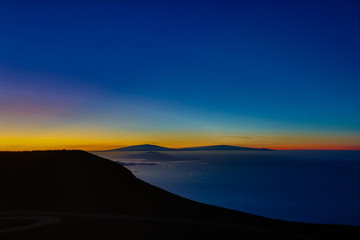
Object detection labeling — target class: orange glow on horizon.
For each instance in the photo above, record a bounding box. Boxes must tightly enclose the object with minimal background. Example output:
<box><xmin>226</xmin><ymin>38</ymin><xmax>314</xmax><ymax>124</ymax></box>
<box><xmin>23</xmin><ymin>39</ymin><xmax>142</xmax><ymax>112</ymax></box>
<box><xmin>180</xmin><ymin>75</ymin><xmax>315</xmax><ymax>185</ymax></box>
<box><xmin>1</xmin><ymin>127</ymin><xmax>359</xmax><ymax>151</ymax></box>
<box><xmin>1</xmin><ymin>141</ymin><xmax>359</xmax><ymax>151</ymax></box>
<box><xmin>272</xmin><ymin>145</ymin><xmax>360</xmax><ymax>151</ymax></box>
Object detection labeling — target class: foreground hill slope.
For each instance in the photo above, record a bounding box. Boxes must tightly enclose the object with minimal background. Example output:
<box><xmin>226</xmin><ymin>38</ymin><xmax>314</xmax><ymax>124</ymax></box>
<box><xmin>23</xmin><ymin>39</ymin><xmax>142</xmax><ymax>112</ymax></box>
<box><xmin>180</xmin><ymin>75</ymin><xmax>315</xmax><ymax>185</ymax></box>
<box><xmin>0</xmin><ymin>150</ymin><xmax>358</xmax><ymax>239</ymax></box>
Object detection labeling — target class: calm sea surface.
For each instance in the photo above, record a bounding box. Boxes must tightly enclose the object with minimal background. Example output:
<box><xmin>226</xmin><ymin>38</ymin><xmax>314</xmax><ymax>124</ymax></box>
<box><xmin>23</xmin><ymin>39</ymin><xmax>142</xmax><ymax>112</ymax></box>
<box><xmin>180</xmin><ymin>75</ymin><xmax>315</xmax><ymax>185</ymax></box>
<box><xmin>93</xmin><ymin>150</ymin><xmax>360</xmax><ymax>226</ymax></box>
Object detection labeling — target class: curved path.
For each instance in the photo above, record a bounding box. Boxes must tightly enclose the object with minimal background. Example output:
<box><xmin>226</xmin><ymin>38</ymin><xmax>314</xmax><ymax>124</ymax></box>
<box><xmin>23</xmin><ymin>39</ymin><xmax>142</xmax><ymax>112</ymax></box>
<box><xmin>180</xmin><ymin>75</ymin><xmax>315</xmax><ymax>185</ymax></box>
<box><xmin>0</xmin><ymin>215</ymin><xmax>61</xmax><ymax>233</ymax></box>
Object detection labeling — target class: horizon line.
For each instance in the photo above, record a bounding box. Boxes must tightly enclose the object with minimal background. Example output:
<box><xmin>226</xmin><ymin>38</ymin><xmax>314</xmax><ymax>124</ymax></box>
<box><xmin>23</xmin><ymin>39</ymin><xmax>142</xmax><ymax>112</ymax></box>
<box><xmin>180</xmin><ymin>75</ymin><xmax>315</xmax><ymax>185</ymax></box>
<box><xmin>1</xmin><ymin>143</ymin><xmax>360</xmax><ymax>152</ymax></box>
<box><xmin>3</xmin><ymin>146</ymin><xmax>359</xmax><ymax>152</ymax></box>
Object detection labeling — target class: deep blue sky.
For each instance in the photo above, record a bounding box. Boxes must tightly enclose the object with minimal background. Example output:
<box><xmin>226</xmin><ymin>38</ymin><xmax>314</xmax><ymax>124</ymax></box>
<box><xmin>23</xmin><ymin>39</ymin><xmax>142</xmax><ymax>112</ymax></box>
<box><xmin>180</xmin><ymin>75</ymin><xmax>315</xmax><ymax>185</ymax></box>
<box><xmin>0</xmin><ymin>0</ymin><xmax>359</xmax><ymax>150</ymax></box>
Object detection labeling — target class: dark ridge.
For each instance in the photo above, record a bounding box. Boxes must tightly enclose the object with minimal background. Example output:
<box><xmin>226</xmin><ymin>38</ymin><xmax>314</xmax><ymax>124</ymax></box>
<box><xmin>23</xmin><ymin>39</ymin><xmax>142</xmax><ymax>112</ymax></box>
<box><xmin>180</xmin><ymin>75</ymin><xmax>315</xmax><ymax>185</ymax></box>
<box><xmin>0</xmin><ymin>150</ymin><xmax>254</xmax><ymax>219</ymax></box>
<box><xmin>178</xmin><ymin>145</ymin><xmax>273</xmax><ymax>151</ymax></box>
<box><xmin>106</xmin><ymin>144</ymin><xmax>274</xmax><ymax>151</ymax></box>
<box><xmin>108</xmin><ymin>144</ymin><xmax>175</xmax><ymax>151</ymax></box>
<box><xmin>0</xmin><ymin>150</ymin><xmax>358</xmax><ymax>239</ymax></box>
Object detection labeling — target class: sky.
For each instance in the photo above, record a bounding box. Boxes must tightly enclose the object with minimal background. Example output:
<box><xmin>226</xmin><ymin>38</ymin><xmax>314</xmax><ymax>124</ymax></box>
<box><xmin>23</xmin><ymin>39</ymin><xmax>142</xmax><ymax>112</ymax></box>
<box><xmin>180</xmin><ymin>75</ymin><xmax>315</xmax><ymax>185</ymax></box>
<box><xmin>0</xmin><ymin>0</ymin><xmax>359</xmax><ymax>150</ymax></box>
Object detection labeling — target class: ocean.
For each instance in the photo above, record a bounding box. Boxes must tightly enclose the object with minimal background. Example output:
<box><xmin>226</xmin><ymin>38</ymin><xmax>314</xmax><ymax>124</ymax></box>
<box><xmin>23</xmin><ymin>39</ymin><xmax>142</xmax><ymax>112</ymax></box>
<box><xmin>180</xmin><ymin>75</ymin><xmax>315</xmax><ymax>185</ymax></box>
<box><xmin>93</xmin><ymin>150</ymin><xmax>360</xmax><ymax>226</ymax></box>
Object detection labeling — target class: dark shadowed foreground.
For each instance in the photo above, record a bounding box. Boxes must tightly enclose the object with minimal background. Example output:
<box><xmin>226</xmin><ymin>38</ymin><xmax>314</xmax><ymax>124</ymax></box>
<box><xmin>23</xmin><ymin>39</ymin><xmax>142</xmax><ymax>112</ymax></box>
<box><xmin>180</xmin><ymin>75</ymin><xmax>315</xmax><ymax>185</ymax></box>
<box><xmin>0</xmin><ymin>151</ymin><xmax>359</xmax><ymax>239</ymax></box>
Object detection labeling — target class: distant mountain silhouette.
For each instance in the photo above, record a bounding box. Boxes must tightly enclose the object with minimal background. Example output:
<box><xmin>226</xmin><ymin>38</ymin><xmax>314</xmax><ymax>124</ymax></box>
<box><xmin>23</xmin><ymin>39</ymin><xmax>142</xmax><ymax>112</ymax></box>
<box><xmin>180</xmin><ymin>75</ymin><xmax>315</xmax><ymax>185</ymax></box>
<box><xmin>0</xmin><ymin>151</ymin><xmax>358</xmax><ymax>240</ymax></box>
<box><xmin>109</xmin><ymin>144</ymin><xmax>175</xmax><ymax>151</ymax></box>
<box><xmin>178</xmin><ymin>145</ymin><xmax>273</xmax><ymax>151</ymax></box>
<box><xmin>107</xmin><ymin>144</ymin><xmax>273</xmax><ymax>151</ymax></box>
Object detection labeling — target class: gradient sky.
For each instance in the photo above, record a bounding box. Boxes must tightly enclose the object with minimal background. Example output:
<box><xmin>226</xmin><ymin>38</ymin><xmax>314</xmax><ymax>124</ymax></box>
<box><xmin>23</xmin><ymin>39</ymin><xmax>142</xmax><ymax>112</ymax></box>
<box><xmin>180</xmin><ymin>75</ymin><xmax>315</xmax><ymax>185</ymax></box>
<box><xmin>0</xmin><ymin>0</ymin><xmax>360</xmax><ymax>150</ymax></box>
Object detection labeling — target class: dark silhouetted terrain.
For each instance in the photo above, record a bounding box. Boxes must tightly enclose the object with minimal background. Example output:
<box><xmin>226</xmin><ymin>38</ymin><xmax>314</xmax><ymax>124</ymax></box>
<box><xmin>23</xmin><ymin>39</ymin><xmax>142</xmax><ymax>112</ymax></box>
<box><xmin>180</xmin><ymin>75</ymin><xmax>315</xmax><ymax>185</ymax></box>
<box><xmin>108</xmin><ymin>144</ymin><xmax>175</xmax><ymax>151</ymax></box>
<box><xmin>178</xmin><ymin>145</ymin><xmax>273</xmax><ymax>151</ymax></box>
<box><xmin>0</xmin><ymin>150</ymin><xmax>359</xmax><ymax>239</ymax></box>
<box><xmin>107</xmin><ymin>144</ymin><xmax>273</xmax><ymax>151</ymax></box>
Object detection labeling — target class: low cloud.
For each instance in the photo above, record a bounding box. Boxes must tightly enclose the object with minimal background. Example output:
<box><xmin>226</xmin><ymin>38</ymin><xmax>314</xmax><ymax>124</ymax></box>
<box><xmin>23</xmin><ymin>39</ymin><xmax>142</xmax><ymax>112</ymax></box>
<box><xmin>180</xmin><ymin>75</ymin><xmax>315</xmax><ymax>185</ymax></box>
<box><xmin>123</xmin><ymin>151</ymin><xmax>198</xmax><ymax>163</ymax></box>
<box><xmin>116</xmin><ymin>161</ymin><xmax>158</xmax><ymax>166</ymax></box>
